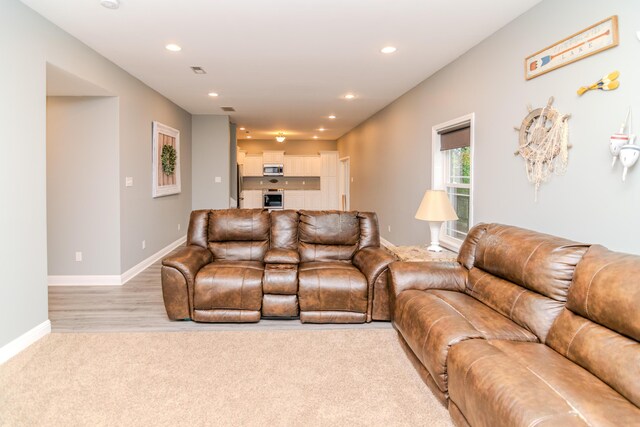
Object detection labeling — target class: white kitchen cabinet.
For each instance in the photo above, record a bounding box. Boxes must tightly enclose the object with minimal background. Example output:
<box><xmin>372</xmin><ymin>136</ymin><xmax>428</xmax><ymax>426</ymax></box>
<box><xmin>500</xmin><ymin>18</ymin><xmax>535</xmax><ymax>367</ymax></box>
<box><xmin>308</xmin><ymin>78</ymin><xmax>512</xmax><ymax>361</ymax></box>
<box><xmin>320</xmin><ymin>151</ymin><xmax>339</xmax><ymax>209</ymax></box>
<box><xmin>284</xmin><ymin>190</ymin><xmax>305</xmax><ymax>210</ymax></box>
<box><xmin>244</xmin><ymin>155</ymin><xmax>263</xmax><ymax>177</ymax></box>
<box><xmin>320</xmin><ymin>151</ymin><xmax>338</xmax><ymax>177</ymax></box>
<box><xmin>240</xmin><ymin>190</ymin><xmax>262</xmax><ymax>209</ymax></box>
<box><xmin>237</xmin><ymin>149</ymin><xmax>246</xmax><ymax>166</ymax></box>
<box><xmin>262</xmin><ymin>151</ymin><xmax>285</xmax><ymax>164</ymax></box>
<box><xmin>284</xmin><ymin>156</ymin><xmax>305</xmax><ymax>177</ymax></box>
<box><xmin>303</xmin><ymin>156</ymin><xmax>321</xmax><ymax>176</ymax></box>
<box><xmin>321</xmin><ymin>176</ymin><xmax>338</xmax><ymax>209</ymax></box>
<box><xmin>304</xmin><ymin>190</ymin><xmax>323</xmax><ymax>210</ymax></box>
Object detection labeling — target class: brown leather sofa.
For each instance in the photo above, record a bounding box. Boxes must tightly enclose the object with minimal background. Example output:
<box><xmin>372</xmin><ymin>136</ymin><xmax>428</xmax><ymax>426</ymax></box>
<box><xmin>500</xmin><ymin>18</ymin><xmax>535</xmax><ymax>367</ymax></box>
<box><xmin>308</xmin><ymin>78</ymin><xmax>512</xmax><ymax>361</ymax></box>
<box><xmin>161</xmin><ymin>208</ymin><xmax>396</xmax><ymax>323</ymax></box>
<box><xmin>390</xmin><ymin>223</ymin><xmax>640</xmax><ymax>426</ymax></box>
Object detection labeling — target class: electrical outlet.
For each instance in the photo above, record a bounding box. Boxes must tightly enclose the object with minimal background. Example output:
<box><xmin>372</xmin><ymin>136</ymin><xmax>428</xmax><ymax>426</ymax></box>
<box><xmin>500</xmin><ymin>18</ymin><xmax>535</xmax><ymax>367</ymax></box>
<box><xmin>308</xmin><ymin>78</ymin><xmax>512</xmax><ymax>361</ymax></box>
<box><xmin>125</xmin><ymin>176</ymin><xmax>133</xmax><ymax>187</ymax></box>
<box><xmin>214</xmin><ymin>176</ymin><xmax>222</xmax><ymax>183</ymax></box>
<box><xmin>75</xmin><ymin>251</ymin><xmax>82</xmax><ymax>262</ymax></box>
<box><xmin>351</xmin><ymin>177</ymin><xmax>354</xmax><ymax>183</ymax></box>
<box><xmin>388</xmin><ymin>225</ymin><xmax>391</xmax><ymax>233</ymax></box>
<box><xmin>302</xmin><ymin>181</ymin><xmax>305</xmax><ymax>185</ymax></box>
<box><xmin>285</xmin><ymin>181</ymin><xmax>288</xmax><ymax>185</ymax></box>
<box><xmin>177</xmin><ymin>223</ymin><xmax>181</xmax><ymax>231</ymax></box>
<box><xmin>260</xmin><ymin>180</ymin><xmax>263</xmax><ymax>185</ymax></box>
<box><xmin>142</xmin><ymin>240</ymin><xmax>146</xmax><ymax>250</ymax></box>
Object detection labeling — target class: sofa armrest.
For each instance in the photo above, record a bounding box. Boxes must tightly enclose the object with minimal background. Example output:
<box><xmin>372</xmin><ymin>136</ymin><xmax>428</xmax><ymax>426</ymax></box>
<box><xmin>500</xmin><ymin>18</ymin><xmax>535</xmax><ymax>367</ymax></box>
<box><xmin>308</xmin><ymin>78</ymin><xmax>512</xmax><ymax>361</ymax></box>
<box><xmin>389</xmin><ymin>261</ymin><xmax>467</xmax><ymax>298</ymax></box>
<box><xmin>264</xmin><ymin>248</ymin><xmax>300</xmax><ymax>264</ymax></box>
<box><xmin>162</xmin><ymin>245</ymin><xmax>213</xmax><ymax>285</ymax></box>
<box><xmin>353</xmin><ymin>247</ymin><xmax>397</xmax><ymax>322</ymax></box>
<box><xmin>353</xmin><ymin>247</ymin><xmax>397</xmax><ymax>286</ymax></box>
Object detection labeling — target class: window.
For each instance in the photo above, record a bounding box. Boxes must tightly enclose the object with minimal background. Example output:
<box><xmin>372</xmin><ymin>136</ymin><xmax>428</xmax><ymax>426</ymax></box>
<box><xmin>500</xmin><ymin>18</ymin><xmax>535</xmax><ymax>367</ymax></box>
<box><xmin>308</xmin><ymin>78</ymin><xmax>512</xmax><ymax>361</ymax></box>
<box><xmin>432</xmin><ymin>114</ymin><xmax>474</xmax><ymax>250</ymax></box>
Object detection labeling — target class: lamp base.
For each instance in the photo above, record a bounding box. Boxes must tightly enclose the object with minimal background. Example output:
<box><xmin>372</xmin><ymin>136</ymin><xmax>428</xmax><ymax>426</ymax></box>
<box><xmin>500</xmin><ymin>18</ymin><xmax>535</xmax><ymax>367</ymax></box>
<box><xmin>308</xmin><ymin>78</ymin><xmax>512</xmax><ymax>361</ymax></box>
<box><xmin>427</xmin><ymin>221</ymin><xmax>445</xmax><ymax>252</ymax></box>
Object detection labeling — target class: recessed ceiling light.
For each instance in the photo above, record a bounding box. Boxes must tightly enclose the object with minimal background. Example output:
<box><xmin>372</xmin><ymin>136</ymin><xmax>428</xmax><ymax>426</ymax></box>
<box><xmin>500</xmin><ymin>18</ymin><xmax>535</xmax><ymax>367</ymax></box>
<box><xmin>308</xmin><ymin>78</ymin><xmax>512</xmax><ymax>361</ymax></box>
<box><xmin>328</xmin><ymin>115</ymin><xmax>336</xmax><ymax>119</ymax></box>
<box><xmin>239</xmin><ymin>127</ymin><xmax>246</xmax><ymax>131</ymax></box>
<box><xmin>100</xmin><ymin>0</ymin><xmax>120</xmax><ymax>9</ymax></box>
<box><xmin>208</xmin><ymin>92</ymin><xmax>219</xmax><ymax>97</ymax></box>
<box><xmin>381</xmin><ymin>46</ymin><xmax>397</xmax><ymax>54</ymax></box>
<box><xmin>165</xmin><ymin>43</ymin><xmax>182</xmax><ymax>52</ymax></box>
<box><xmin>344</xmin><ymin>93</ymin><xmax>355</xmax><ymax>100</ymax></box>
<box><xmin>313</xmin><ymin>136</ymin><xmax>318</xmax><ymax>139</ymax></box>
<box><xmin>318</xmin><ymin>127</ymin><xmax>326</xmax><ymax>132</ymax></box>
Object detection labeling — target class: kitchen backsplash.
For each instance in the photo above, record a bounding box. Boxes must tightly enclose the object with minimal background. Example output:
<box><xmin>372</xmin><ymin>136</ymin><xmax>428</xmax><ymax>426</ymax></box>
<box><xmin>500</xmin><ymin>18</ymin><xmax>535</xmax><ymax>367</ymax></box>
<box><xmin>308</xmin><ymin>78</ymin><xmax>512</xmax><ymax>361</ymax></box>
<box><xmin>243</xmin><ymin>177</ymin><xmax>320</xmax><ymax>190</ymax></box>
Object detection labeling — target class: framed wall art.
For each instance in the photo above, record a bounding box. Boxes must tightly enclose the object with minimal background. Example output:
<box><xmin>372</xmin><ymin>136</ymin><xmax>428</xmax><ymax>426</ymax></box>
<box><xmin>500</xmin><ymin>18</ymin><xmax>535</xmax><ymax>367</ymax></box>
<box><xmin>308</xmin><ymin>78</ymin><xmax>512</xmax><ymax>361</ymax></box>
<box><xmin>152</xmin><ymin>121</ymin><xmax>181</xmax><ymax>198</ymax></box>
<box><xmin>525</xmin><ymin>15</ymin><xmax>618</xmax><ymax>80</ymax></box>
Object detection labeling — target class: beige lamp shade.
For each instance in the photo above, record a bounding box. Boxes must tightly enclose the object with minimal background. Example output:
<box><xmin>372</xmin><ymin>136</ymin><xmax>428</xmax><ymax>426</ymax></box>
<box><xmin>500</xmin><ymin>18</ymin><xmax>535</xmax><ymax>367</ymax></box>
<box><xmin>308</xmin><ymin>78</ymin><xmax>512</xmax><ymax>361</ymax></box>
<box><xmin>415</xmin><ymin>190</ymin><xmax>459</xmax><ymax>222</ymax></box>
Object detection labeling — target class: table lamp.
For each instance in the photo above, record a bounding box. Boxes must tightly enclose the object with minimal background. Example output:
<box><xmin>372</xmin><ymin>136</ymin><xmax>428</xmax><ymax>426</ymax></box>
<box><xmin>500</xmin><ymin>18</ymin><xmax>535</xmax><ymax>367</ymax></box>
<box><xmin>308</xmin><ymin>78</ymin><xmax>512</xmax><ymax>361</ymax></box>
<box><xmin>415</xmin><ymin>190</ymin><xmax>458</xmax><ymax>252</ymax></box>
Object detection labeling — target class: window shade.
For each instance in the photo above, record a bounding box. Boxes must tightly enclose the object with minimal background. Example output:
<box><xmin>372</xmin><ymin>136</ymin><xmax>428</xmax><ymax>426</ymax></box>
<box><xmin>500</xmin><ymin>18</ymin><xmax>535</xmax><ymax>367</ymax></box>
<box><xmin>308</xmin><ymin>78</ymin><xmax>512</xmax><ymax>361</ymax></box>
<box><xmin>440</xmin><ymin>126</ymin><xmax>470</xmax><ymax>151</ymax></box>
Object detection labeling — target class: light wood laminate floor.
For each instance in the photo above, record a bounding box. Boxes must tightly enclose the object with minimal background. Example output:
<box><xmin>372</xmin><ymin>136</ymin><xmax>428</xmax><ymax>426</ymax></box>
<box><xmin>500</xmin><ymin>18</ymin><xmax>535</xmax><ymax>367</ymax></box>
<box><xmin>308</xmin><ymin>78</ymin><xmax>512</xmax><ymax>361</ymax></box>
<box><xmin>49</xmin><ymin>252</ymin><xmax>393</xmax><ymax>333</ymax></box>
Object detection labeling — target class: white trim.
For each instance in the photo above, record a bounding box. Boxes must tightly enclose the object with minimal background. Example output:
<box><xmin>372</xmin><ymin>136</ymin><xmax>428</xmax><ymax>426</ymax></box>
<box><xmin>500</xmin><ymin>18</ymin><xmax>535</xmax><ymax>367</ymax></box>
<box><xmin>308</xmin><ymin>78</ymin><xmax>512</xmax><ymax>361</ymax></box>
<box><xmin>120</xmin><ymin>235</ymin><xmax>186</xmax><ymax>285</ymax></box>
<box><xmin>48</xmin><ymin>235</ymin><xmax>186</xmax><ymax>286</ymax></box>
<box><xmin>0</xmin><ymin>320</ymin><xmax>51</xmax><ymax>365</ymax></box>
<box><xmin>431</xmin><ymin>113</ymin><xmax>475</xmax><ymax>252</ymax></box>
<box><xmin>380</xmin><ymin>237</ymin><xmax>396</xmax><ymax>248</ymax></box>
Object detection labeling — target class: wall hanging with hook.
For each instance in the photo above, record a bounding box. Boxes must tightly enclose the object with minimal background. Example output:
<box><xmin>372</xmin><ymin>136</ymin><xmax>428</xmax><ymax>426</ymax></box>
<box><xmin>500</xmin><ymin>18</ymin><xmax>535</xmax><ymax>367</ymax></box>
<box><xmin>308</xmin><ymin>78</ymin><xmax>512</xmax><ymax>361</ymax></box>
<box><xmin>611</xmin><ymin>107</ymin><xmax>639</xmax><ymax>181</ymax></box>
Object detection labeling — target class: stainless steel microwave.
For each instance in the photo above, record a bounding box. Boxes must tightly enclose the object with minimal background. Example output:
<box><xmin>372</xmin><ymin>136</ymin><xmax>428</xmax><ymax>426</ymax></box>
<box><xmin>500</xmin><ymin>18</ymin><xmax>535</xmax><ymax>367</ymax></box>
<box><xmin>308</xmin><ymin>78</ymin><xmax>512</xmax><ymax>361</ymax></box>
<box><xmin>263</xmin><ymin>164</ymin><xmax>284</xmax><ymax>176</ymax></box>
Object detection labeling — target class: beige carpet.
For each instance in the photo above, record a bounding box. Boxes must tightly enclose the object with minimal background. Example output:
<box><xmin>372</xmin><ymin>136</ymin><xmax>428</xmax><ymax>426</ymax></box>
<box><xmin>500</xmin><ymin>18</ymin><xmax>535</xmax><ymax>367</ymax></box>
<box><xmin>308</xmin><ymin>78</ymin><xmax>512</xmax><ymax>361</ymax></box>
<box><xmin>0</xmin><ymin>329</ymin><xmax>452</xmax><ymax>426</ymax></box>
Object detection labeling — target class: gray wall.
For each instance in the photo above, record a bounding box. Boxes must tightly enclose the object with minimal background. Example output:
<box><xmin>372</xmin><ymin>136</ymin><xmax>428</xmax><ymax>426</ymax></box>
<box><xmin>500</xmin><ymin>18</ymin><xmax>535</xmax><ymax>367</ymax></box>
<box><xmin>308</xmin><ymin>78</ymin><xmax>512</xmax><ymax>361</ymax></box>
<box><xmin>47</xmin><ymin>97</ymin><xmax>120</xmax><ymax>275</ymax></box>
<box><xmin>239</xmin><ymin>139</ymin><xmax>338</xmax><ymax>155</ymax></box>
<box><xmin>339</xmin><ymin>0</ymin><xmax>640</xmax><ymax>255</ymax></box>
<box><xmin>192</xmin><ymin>115</ymin><xmax>231</xmax><ymax>210</ymax></box>
<box><xmin>0</xmin><ymin>0</ymin><xmax>192</xmax><ymax>348</ymax></box>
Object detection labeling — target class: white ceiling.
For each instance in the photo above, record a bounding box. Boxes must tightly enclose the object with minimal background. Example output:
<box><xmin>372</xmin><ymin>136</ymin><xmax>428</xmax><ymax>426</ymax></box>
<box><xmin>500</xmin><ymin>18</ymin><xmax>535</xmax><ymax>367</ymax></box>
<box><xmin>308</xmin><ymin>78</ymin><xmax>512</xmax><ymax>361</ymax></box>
<box><xmin>24</xmin><ymin>0</ymin><xmax>541</xmax><ymax>140</ymax></box>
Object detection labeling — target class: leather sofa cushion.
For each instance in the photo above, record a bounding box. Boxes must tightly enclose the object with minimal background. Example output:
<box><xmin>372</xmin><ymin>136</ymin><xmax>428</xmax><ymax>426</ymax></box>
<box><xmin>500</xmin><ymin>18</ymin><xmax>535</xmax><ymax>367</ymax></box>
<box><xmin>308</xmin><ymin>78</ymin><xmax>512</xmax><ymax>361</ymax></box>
<box><xmin>466</xmin><ymin>267</ymin><xmax>565</xmax><ymax>343</ymax></box>
<box><xmin>456</xmin><ymin>223</ymin><xmax>488</xmax><ymax>270</ymax></box>
<box><xmin>298</xmin><ymin>262</ymin><xmax>367</xmax><ymax>313</ymax></box>
<box><xmin>298</xmin><ymin>211</ymin><xmax>359</xmax><ymax>245</ymax></box>
<box><xmin>208</xmin><ymin>241</ymin><xmax>268</xmax><ymax>262</ymax></box>
<box><xmin>298</xmin><ymin>242</ymin><xmax>357</xmax><ymax>262</ymax></box>
<box><xmin>394</xmin><ymin>289</ymin><xmax>538</xmax><ymax>394</ymax></box>
<box><xmin>270</xmin><ymin>210</ymin><xmax>299</xmax><ymax>250</ymax></box>
<box><xmin>448</xmin><ymin>339</ymin><xmax>640</xmax><ymax>427</ymax></box>
<box><xmin>263</xmin><ymin>264</ymin><xmax>298</xmax><ymax>294</ymax></box>
<box><xmin>186</xmin><ymin>209</ymin><xmax>210</xmax><ymax>248</ymax></box>
<box><xmin>262</xmin><ymin>294</ymin><xmax>299</xmax><ymax>317</ymax></box>
<box><xmin>264</xmin><ymin>248</ymin><xmax>300</xmax><ymax>264</ymax></box>
<box><xmin>193</xmin><ymin>261</ymin><xmax>263</xmax><ymax>310</ymax></box>
<box><xmin>566</xmin><ymin>245</ymin><xmax>640</xmax><ymax>341</ymax></box>
<box><xmin>356</xmin><ymin>212</ymin><xmax>380</xmax><ymax>250</ymax></box>
<box><xmin>547</xmin><ymin>309</ymin><xmax>640</xmax><ymax>408</ymax></box>
<box><xmin>473</xmin><ymin>224</ymin><xmax>588</xmax><ymax>302</ymax></box>
<box><xmin>208</xmin><ymin>209</ymin><xmax>270</xmax><ymax>242</ymax></box>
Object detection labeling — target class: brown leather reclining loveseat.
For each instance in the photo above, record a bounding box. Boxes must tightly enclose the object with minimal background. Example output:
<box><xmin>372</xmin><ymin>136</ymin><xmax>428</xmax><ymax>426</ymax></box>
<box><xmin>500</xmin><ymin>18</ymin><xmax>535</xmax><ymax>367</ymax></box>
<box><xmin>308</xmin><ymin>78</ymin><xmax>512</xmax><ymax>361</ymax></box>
<box><xmin>161</xmin><ymin>208</ymin><xmax>396</xmax><ymax>323</ymax></box>
<box><xmin>390</xmin><ymin>223</ymin><xmax>640</xmax><ymax>426</ymax></box>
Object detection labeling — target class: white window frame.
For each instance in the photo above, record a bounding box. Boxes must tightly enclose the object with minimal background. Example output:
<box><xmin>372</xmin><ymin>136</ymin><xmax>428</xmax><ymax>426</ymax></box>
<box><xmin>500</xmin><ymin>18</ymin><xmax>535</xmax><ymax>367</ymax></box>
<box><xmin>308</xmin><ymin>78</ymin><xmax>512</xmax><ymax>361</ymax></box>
<box><xmin>431</xmin><ymin>113</ymin><xmax>475</xmax><ymax>252</ymax></box>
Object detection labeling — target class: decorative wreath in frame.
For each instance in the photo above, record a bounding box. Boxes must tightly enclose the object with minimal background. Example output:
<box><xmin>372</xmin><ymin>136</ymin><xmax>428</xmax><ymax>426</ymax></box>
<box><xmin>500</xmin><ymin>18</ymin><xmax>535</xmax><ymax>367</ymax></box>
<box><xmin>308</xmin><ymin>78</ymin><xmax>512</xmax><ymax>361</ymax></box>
<box><xmin>161</xmin><ymin>144</ymin><xmax>177</xmax><ymax>176</ymax></box>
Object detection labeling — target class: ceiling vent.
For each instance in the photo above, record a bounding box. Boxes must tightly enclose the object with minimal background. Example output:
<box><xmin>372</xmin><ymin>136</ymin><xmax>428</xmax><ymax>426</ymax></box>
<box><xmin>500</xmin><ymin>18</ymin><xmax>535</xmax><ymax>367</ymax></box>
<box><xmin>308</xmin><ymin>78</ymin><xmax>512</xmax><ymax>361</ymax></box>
<box><xmin>190</xmin><ymin>66</ymin><xmax>207</xmax><ymax>74</ymax></box>
<box><xmin>221</xmin><ymin>107</ymin><xmax>236</xmax><ymax>112</ymax></box>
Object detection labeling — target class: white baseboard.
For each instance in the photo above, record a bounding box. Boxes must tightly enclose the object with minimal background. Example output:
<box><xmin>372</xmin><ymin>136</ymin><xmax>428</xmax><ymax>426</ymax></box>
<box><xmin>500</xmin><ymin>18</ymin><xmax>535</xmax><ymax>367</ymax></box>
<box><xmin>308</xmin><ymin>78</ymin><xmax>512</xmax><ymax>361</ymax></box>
<box><xmin>120</xmin><ymin>235</ymin><xmax>186</xmax><ymax>285</ymax></box>
<box><xmin>0</xmin><ymin>320</ymin><xmax>51</xmax><ymax>365</ymax></box>
<box><xmin>380</xmin><ymin>237</ymin><xmax>396</xmax><ymax>248</ymax></box>
<box><xmin>48</xmin><ymin>235</ymin><xmax>186</xmax><ymax>287</ymax></box>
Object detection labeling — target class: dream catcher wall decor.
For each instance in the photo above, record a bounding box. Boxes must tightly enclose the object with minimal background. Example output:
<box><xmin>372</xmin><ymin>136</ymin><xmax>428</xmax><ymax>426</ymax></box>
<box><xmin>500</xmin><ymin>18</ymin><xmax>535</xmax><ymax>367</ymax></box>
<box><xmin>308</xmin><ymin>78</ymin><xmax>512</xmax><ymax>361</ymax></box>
<box><xmin>514</xmin><ymin>97</ymin><xmax>571</xmax><ymax>200</ymax></box>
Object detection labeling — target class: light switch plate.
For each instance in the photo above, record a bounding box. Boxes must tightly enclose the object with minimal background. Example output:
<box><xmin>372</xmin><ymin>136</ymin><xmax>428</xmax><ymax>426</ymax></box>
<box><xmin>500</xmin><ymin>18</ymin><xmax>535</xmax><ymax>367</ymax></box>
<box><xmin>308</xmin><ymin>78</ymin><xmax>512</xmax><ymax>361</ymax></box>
<box><xmin>125</xmin><ymin>177</ymin><xmax>133</xmax><ymax>187</ymax></box>
<box><xmin>215</xmin><ymin>176</ymin><xmax>222</xmax><ymax>183</ymax></box>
